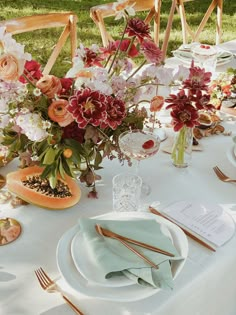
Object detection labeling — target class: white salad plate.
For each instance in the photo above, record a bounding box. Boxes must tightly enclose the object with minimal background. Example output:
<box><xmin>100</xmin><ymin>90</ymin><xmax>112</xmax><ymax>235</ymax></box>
<box><xmin>56</xmin><ymin>212</ymin><xmax>188</xmax><ymax>301</ymax></box>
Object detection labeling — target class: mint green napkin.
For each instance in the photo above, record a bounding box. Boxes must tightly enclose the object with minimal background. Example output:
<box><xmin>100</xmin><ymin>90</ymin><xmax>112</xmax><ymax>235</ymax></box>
<box><xmin>78</xmin><ymin>218</ymin><xmax>183</xmax><ymax>290</ymax></box>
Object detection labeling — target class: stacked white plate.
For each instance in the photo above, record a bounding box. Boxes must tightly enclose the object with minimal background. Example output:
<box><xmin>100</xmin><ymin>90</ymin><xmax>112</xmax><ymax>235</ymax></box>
<box><xmin>173</xmin><ymin>44</ymin><xmax>233</xmax><ymax>67</ymax></box>
<box><xmin>56</xmin><ymin>212</ymin><xmax>188</xmax><ymax>302</ymax></box>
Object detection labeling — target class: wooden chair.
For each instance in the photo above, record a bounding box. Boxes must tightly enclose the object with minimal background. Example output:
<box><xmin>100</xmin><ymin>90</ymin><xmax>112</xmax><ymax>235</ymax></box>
<box><xmin>160</xmin><ymin>0</ymin><xmax>223</xmax><ymax>60</ymax></box>
<box><xmin>177</xmin><ymin>0</ymin><xmax>223</xmax><ymax>45</ymax></box>
<box><xmin>90</xmin><ymin>0</ymin><xmax>162</xmax><ymax>47</ymax></box>
<box><xmin>0</xmin><ymin>12</ymin><xmax>78</xmax><ymax>75</ymax></box>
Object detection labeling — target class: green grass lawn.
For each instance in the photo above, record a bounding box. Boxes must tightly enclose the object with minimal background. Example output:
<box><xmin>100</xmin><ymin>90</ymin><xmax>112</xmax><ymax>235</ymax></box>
<box><xmin>0</xmin><ymin>0</ymin><xmax>235</xmax><ymax>76</ymax></box>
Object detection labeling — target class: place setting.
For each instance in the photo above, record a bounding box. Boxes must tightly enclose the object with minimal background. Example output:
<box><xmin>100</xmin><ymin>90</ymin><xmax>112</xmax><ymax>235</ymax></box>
<box><xmin>172</xmin><ymin>42</ymin><xmax>234</xmax><ymax>68</ymax></box>
<box><xmin>56</xmin><ymin>210</ymin><xmax>188</xmax><ymax>302</ymax></box>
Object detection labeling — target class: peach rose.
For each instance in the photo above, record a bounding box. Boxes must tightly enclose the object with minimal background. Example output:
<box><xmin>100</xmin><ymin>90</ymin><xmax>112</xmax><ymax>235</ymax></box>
<box><xmin>48</xmin><ymin>99</ymin><xmax>74</xmax><ymax>127</ymax></box>
<box><xmin>36</xmin><ymin>75</ymin><xmax>62</xmax><ymax>98</ymax></box>
<box><xmin>0</xmin><ymin>53</ymin><xmax>21</xmax><ymax>81</ymax></box>
<box><xmin>150</xmin><ymin>96</ymin><xmax>165</xmax><ymax>112</ymax></box>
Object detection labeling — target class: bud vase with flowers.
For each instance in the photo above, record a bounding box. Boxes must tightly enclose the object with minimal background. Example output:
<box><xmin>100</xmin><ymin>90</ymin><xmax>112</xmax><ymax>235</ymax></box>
<box><xmin>165</xmin><ymin>61</ymin><xmax>214</xmax><ymax>168</ymax></box>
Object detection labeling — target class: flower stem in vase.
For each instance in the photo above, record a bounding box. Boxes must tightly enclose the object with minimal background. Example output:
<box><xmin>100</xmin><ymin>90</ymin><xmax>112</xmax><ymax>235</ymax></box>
<box><xmin>171</xmin><ymin>126</ymin><xmax>193</xmax><ymax>168</ymax></box>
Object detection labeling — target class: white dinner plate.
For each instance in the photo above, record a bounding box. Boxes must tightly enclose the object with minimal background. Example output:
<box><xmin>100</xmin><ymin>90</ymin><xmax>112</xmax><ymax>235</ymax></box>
<box><xmin>227</xmin><ymin>145</ymin><xmax>236</xmax><ymax>168</ymax></box>
<box><xmin>56</xmin><ymin>212</ymin><xmax>188</xmax><ymax>302</ymax></box>
<box><xmin>70</xmin><ymin>215</ymin><xmax>172</xmax><ymax>288</ymax></box>
<box><xmin>173</xmin><ymin>46</ymin><xmax>233</xmax><ymax>67</ymax></box>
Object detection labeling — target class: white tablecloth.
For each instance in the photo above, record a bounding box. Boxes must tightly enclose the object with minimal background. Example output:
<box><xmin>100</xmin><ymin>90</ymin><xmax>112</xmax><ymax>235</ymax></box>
<box><xmin>1</xmin><ymin>42</ymin><xmax>236</xmax><ymax>315</ymax></box>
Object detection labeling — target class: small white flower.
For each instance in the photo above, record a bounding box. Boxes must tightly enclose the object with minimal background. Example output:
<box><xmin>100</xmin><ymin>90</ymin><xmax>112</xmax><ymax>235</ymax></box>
<box><xmin>16</xmin><ymin>95</ymin><xmax>25</xmax><ymax>103</ymax></box>
<box><xmin>20</xmin><ymin>107</ymin><xmax>29</xmax><ymax>114</ymax></box>
<box><xmin>42</xmin><ymin>120</ymin><xmax>51</xmax><ymax>129</ymax></box>
<box><xmin>31</xmin><ymin>155</ymin><xmax>39</xmax><ymax>161</ymax></box>
<box><xmin>33</xmin><ymin>88</ymin><xmax>42</xmax><ymax>96</ymax></box>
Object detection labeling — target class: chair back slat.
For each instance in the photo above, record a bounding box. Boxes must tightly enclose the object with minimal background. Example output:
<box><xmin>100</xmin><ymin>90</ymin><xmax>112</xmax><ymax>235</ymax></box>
<box><xmin>0</xmin><ymin>12</ymin><xmax>78</xmax><ymax>75</ymax></box>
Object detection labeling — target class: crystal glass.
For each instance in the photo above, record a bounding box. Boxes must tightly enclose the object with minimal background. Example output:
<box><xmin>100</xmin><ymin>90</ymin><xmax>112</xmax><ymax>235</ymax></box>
<box><xmin>118</xmin><ymin>129</ymin><xmax>161</xmax><ymax>195</ymax></box>
<box><xmin>192</xmin><ymin>44</ymin><xmax>217</xmax><ymax>73</ymax></box>
<box><xmin>112</xmin><ymin>173</ymin><xmax>142</xmax><ymax>212</ymax></box>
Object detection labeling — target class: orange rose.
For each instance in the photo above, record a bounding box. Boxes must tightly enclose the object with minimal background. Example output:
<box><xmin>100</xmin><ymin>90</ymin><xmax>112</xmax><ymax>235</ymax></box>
<box><xmin>36</xmin><ymin>75</ymin><xmax>62</xmax><ymax>98</ymax></box>
<box><xmin>0</xmin><ymin>53</ymin><xmax>20</xmax><ymax>81</ymax></box>
<box><xmin>48</xmin><ymin>99</ymin><xmax>74</xmax><ymax>127</ymax></box>
<box><xmin>150</xmin><ymin>96</ymin><xmax>165</xmax><ymax>112</ymax></box>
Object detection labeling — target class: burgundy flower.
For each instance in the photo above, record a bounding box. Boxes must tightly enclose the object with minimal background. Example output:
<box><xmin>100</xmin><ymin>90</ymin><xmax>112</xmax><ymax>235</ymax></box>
<box><xmin>183</xmin><ymin>62</ymin><xmax>212</xmax><ymax>93</ymax></box>
<box><xmin>192</xmin><ymin>90</ymin><xmax>214</xmax><ymax>110</ymax></box>
<box><xmin>60</xmin><ymin>78</ymin><xmax>73</xmax><ymax>95</ymax></box>
<box><xmin>140</xmin><ymin>39</ymin><xmax>162</xmax><ymax>64</ymax></box>
<box><xmin>170</xmin><ymin>104</ymin><xmax>199</xmax><ymax>131</ymax></box>
<box><xmin>83</xmin><ymin>48</ymin><xmax>104</xmax><ymax>67</ymax></box>
<box><xmin>62</xmin><ymin>121</ymin><xmax>85</xmax><ymax>143</ymax></box>
<box><xmin>114</xmin><ymin>39</ymin><xmax>139</xmax><ymax>58</ymax></box>
<box><xmin>125</xmin><ymin>18</ymin><xmax>151</xmax><ymax>43</ymax></box>
<box><xmin>19</xmin><ymin>60</ymin><xmax>42</xmax><ymax>83</ymax></box>
<box><xmin>68</xmin><ymin>88</ymin><xmax>107</xmax><ymax>128</ymax></box>
<box><xmin>100</xmin><ymin>96</ymin><xmax>126</xmax><ymax>130</ymax></box>
<box><xmin>166</xmin><ymin>89</ymin><xmax>192</xmax><ymax>109</ymax></box>
<box><xmin>100</xmin><ymin>42</ymin><xmax>117</xmax><ymax>58</ymax></box>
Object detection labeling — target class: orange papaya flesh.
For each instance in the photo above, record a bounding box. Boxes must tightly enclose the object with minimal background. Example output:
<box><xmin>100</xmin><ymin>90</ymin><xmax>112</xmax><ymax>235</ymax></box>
<box><xmin>6</xmin><ymin>165</ymin><xmax>81</xmax><ymax>210</ymax></box>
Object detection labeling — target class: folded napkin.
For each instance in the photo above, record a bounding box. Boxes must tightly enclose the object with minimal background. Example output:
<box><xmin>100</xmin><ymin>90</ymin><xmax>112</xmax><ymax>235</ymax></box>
<box><xmin>78</xmin><ymin>218</ymin><xmax>183</xmax><ymax>290</ymax></box>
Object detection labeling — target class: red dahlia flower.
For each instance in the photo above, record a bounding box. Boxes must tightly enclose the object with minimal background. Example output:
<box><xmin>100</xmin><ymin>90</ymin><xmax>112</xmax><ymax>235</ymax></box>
<box><xmin>140</xmin><ymin>39</ymin><xmax>162</xmax><ymax>64</ymax></box>
<box><xmin>19</xmin><ymin>60</ymin><xmax>42</xmax><ymax>83</ymax></box>
<box><xmin>125</xmin><ymin>17</ymin><xmax>151</xmax><ymax>43</ymax></box>
<box><xmin>115</xmin><ymin>39</ymin><xmax>139</xmax><ymax>58</ymax></box>
<box><xmin>68</xmin><ymin>88</ymin><xmax>107</xmax><ymax>128</ymax></box>
<box><xmin>62</xmin><ymin>121</ymin><xmax>85</xmax><ymax>143</ymax></box>
<box><xmin>100</xmin><ymin>96</ymin><xmax>126</xmax><ymax>130</ymax></box>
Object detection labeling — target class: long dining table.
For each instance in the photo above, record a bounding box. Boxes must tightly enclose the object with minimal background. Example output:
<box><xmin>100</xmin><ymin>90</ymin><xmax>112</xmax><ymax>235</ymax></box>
<box><xmin>1</xmin><ymin>40</ymin><xmax>236</xmax><ymax>315</ymax></box>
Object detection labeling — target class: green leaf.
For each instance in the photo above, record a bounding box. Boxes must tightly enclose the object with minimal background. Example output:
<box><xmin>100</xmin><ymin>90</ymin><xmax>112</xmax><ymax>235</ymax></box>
<box><xmin>41</xmin><ymin>165</ymin><xmax>53</xmax><ymax>179</ymax></box>
<box><xmin>49</xmin><ymin>174</ymin><xmax>57</xmax><ymax>189</ymax></box>
<box><xmin>43</xmin><ymin>147</ymin><xmax>57</xmax><ymax>165</ymax></box>
<box><xmin>62</xmin><ymin>159</ymin><xmax>74</xmax><ymax>177</ymax></box>
<box><xmin>94</xmin><ymin>150</ymin><xmax>102</xmax><ymax>168</ymax></box>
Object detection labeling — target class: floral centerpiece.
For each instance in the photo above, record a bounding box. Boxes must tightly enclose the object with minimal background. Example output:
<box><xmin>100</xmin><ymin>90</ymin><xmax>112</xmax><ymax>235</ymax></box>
<box><xmin>165</xmin><ymin>61</ymin><xmax>214</xmax><ymax>167</ymax></box>
<box><xmin>209</xmin><ymin>68</ymin><xmax>236</xmax><ymax>110</ymax></box>
<box><xmin>0</xmin><ymin>1</ymin><xmax>184</xmax><ymax>198</ymax></box>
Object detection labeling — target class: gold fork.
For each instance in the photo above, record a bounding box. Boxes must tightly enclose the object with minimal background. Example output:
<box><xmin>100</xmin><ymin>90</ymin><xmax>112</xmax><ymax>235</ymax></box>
<box><xmin>35</xmin><ymin>267</ymin><xmax>84</xmax><ymax>315</ymax></box>
<box><xmin>213</xmin><ymin>166</ymin><xmax>236</xmax><ymax>183</ymax></box>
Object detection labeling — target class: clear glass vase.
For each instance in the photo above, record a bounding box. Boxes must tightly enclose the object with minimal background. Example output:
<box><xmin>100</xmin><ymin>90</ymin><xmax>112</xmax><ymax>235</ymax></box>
<box><xmin>171</xmin><ymin>126</ymin><xmax>193</xmax><ymax>168</ymax></box>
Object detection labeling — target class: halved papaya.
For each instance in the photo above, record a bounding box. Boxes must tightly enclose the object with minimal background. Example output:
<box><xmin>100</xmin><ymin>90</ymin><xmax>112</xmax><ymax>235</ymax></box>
<box><xmin>6</xmin><ymin>165</ymin><xmax>81</xmax><ymax>210</ymax></box>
